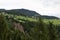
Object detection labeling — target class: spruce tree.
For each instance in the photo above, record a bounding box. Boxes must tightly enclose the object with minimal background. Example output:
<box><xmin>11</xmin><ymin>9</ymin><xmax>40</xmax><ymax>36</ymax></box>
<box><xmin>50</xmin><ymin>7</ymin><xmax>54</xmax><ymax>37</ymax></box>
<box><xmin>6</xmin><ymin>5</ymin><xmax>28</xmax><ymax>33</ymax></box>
<box><xmin>48</xmin><ymin>22</ymin><xmax>59</xmax><ymax>40</ymax></box>
<box><xmin>0</xmin><ymin>14</ymin><xmax>9</xmax><ymax>40</ymax></box>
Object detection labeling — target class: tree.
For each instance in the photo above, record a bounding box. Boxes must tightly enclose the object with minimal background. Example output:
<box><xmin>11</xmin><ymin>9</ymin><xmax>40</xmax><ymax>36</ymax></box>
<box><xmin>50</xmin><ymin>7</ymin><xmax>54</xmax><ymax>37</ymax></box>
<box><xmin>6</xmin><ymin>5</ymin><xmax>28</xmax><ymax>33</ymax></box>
<box><xmin>48</xmin><ymin>22</ymin><xmax>59</xmax><ymax>40</ymax></box>
<box><xmin>0</xmin><ymin>14</ymin><xmax>9</xmax><ymax>40</ymax></box>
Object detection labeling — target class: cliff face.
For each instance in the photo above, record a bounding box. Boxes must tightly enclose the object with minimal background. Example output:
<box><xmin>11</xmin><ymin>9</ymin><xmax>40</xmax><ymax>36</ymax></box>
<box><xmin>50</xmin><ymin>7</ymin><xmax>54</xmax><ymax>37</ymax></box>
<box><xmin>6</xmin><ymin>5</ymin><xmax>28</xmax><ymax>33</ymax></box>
<box><xmin>13</xmin><ymin>21</ymin><xmax>24</xmax><ymax>33</ymax></box>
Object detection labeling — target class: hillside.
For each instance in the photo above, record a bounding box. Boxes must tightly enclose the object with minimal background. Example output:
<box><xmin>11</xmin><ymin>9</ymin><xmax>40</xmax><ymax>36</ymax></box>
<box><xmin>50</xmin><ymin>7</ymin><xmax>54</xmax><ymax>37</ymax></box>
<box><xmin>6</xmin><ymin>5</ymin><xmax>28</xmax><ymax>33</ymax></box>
<box><xmin>0</xmin><ymin>10</ymin><xmax>60</xmax><ymax>40</ymax></box>
<box><xmin>0</xmin><ymin>9</ymin><xmax>59</xmax><ymax>19</ymax></box>
<box><xmin>0</xmin><ymin>9</ymin><xmax>40</xmax><ymax>17</ymax></box>
<box><xmin>42</xmin><ymin>15</ymin><xmax>59</xmax><ymax>19</ymax></box>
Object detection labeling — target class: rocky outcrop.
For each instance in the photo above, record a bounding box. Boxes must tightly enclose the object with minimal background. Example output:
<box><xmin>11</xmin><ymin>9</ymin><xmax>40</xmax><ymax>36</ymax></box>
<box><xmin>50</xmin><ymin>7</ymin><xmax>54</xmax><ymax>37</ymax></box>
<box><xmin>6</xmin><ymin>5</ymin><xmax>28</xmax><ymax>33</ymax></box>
<box><xmin>13</xmin><ymin>21</ymin><xmax>24</xmax><ymax>33</ymax></box>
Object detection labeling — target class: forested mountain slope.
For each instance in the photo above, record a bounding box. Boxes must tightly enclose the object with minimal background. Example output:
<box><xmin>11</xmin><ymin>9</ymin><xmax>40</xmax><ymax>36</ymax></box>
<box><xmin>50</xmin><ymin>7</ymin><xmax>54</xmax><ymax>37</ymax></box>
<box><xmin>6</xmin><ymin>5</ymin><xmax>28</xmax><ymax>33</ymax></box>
<box><xmin>0</xmin><ymin>9</ymin><xmax>59</xmax><ymax>19</ymax></box>
<box><xmin>0</xmin><ymin>13</ymin><xmax>60</xmax><ymax>40</ymax></box>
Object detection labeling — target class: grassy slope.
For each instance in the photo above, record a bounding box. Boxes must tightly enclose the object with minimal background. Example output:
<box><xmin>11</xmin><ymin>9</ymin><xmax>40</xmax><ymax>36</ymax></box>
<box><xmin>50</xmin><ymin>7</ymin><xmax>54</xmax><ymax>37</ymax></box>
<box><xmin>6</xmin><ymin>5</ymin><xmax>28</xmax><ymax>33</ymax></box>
<box><xmin>15</xmin><ymin>16</ymin><xmax>37</xmax><ymax>22</ymax></box>
<box><xmin>16</xmin><ymin>16</ymin><xmax>60</xmax><ymax>25</ymax></box>
<box><xmin>3</xmin><ymin>13</ymin><xmax>60</xmax><ymax>25</ymax></box>
<box><xmin>43</xmin><ymin>19</ymin><xmax>60</xmax><ymax>25</ymax></box>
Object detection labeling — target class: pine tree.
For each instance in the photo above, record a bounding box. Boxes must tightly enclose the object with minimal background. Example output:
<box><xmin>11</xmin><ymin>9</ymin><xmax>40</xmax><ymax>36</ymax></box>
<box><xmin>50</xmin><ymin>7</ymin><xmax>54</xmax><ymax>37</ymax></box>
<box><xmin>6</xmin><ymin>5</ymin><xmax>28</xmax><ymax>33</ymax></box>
<box><xmin>0</xmin><ymin>14</ymin><xmax>9</xmax><ymax>40</ymax></box>
<box><xmin>48</xmin><ymin>22</ymin><xmax>59</xmax><ymax>40</ymax></box>
<box><xmin>29</xmin><ymin>18</ymin><xmax>49</xmax><ymax>40</ymax></box>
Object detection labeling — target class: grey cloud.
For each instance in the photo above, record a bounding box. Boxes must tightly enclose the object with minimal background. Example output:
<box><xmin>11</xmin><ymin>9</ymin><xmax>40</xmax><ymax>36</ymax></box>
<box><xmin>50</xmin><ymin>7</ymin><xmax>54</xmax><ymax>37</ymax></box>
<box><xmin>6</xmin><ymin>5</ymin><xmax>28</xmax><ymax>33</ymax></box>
<box><xmin>41</xmin><ymin>0</ymin><xmax>60</xmax><ymax>6</ymax></box>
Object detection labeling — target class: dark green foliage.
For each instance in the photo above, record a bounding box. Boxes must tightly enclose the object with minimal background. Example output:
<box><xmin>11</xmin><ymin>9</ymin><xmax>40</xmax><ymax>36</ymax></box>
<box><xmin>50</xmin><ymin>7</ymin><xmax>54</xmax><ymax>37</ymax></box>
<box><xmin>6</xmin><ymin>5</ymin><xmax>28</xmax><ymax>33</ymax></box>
<box><xmin>48</xmin><ymin>22</ymin><xmax>59</xmax><ymax>40</ymax></box>
<box><xmin>0</xmin><ymin>14</ymin><xmax>59</xmax><ymax>40</ymax></box>
<box><xmin>0</xmin><ymin>14</ymin><xmax>9</xmax><ymax>40</ymax></box>
<box><xmin>57</xmin><ymin>25</ymin><xmax>60</xmax><ymax>38</ymax></box>
<box><xmin>41</xmin><ymin>15</ymin><xmax>59</xmax><ymax>19</ymax></box>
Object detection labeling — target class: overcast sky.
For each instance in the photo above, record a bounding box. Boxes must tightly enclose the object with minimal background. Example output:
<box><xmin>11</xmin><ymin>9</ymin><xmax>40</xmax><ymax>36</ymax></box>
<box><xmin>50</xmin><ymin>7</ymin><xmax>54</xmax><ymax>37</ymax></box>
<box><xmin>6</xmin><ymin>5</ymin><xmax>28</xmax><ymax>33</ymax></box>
<box><xmin>0</xmin><ymin>0</ymin><xmax>60</xmax><ymax>18</ymax></box>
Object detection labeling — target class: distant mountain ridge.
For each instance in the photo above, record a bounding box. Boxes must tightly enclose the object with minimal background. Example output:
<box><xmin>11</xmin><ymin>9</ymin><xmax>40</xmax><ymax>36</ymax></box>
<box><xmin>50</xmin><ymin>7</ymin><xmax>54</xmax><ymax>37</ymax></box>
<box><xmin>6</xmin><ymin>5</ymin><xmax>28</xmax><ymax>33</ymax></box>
<box><xmin>6</xmin><ymin>9</ymin><xmax>40</xmax><ymax>17</ymax></box>
<box><xmin>0</xmin><ymin>9</ymin><xmax>59</xmax><ymax>19</ymax></box>
<box><xmin>41</xmin><ymin>15</ymin><xmax>59</xmax><ymax>19</ymax></box>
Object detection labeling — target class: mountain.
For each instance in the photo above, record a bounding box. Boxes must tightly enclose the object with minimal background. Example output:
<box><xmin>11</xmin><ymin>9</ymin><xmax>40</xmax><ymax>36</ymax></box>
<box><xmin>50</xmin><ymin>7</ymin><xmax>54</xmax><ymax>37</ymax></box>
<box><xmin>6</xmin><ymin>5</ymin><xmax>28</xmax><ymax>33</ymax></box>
<box><xmin>41</xmin><ymin>15</ymin><xmax>59</xmax><ymax>19</ymax></box>
<box><xmin>0</xmin><ymin>9</ymin><xmax>59</xmax><ymax>19</ymax></box>
<box><xmin>0</xmin><ymin>9</ymin><xmax>6</xmax><ymax>12</ymax></box>
<box><xmin>6</xmin><ymin>9</ymin><xmax>40</xmax><ymax>17</ymax></box>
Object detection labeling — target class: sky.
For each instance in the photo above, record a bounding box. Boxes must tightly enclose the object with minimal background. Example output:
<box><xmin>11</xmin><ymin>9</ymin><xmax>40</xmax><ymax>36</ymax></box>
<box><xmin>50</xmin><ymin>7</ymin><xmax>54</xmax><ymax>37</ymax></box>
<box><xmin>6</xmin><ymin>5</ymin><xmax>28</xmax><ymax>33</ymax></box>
<box><xmin>0</xmin><ymin>0</ymin><xmax>60</xmax><ymax>18</ymax></box>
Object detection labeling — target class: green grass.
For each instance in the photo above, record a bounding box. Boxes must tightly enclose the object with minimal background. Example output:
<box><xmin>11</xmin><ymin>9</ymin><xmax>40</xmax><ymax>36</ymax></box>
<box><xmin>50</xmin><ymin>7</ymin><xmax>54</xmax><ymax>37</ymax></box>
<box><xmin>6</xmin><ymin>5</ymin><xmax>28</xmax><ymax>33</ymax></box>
<box><xmin>15</xmin><ymin>16</ymin><xmax>60</xmax><ymax>25</ymax></box>
<box><xmin>15</xmin><ymin>16</ymin><xmax>37</xmax><ymax>22</ymax></box>
<box><xmin>43</xmin><ymin>19</ymin><xmax>60</xmax><ymax>25</ymax></box>
<box><xmin>3</xmin><ymin>13</ymin><xmax>60</xmax><ymax>25</ymax></box>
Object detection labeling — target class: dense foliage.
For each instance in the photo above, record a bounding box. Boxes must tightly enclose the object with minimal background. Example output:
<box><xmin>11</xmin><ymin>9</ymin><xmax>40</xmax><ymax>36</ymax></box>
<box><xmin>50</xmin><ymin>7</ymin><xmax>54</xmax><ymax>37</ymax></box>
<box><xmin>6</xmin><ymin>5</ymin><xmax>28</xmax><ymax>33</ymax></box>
<box><xmin>0</xmin><ymin>13</ymin><xmax>60</xmax><ymax>40</ymax></box>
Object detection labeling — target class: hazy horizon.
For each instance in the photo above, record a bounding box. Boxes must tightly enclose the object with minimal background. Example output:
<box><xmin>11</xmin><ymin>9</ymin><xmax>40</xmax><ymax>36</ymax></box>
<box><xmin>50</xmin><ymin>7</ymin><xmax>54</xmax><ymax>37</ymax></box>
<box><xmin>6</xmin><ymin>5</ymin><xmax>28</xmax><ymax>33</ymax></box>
<box><xmin>0</xmin><ymin>0</ymin><xmax>60</xmax><ymax>18</ymax></box>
